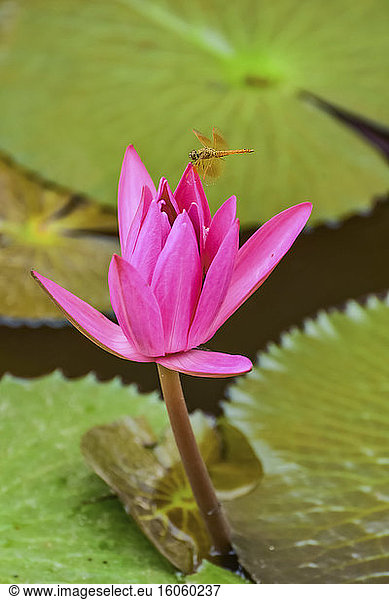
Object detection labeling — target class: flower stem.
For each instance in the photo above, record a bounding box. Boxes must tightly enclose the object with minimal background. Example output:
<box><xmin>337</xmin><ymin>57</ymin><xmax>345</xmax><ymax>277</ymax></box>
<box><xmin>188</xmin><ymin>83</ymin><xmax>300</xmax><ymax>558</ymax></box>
<box><xmin>156</xmin><ymin>364</ymin><xmax>233</xmax><ymax>557</ymax></box>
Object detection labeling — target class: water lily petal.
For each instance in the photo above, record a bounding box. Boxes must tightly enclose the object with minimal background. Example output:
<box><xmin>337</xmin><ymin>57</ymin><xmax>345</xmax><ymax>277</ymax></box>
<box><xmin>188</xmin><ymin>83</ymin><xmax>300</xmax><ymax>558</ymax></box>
<box><xmin>187</xmin><ymin>201</ymin><xmax>202</xmax><ymax>249</ymax></box>
<box><xmin>211</xmin><ymin>202</ymin><xmax>313</xmax><ymax>334</ymax></box>
<box><xmin>122</xmin><ymin>186</ymin><xmax>150</xmax><ymax>260</ymax></box>
<box><xmin>188</xmin><ymin>221</ymin><xmax>239</xmax><ymax>348</ymax></box>
<box><xmin>130</xmin><ymin>201</ymin><xmax>164</xmax><ymax>284</ymax></box>
<box><xmin>151</xmin><ymin>212</ymin><xmax>202</xmax><ymax>354</ymax></box>
<box><xmin>175</xmin><ymin>163</ymin><xmax>211</xmax><ymax>228</ymax></box>
<box><xmin>156</xmin><ymin>177</ymin><xmax>179</xmax><ymax>224</ymax></box>
<box><xmin>157</xmin><ymin>349</ymin><xmax>252</xmax><ymax>378</ymax></box>
<box><xmin>108</xmin><ymin>255</ymin><xmax>165</xmax><ymax>357</ymax></box>
<box><xmin>161</xmin><ymin>210</ymin><xmax>171</xmax><ymax>245</ymax></box>
<box><xmin>31</xmin><ymin>271</ymin><xmax>150</xmax><ymax>362</ymax></box>
<box><xmin>203</xmin><ymin>195</ymin><xmax>237</xmax><ymax>271</ymax></box>
<box><xmin>118</xmin><ymin>145</ymin><xmax>155</xmax><ymax>253</ymax></box>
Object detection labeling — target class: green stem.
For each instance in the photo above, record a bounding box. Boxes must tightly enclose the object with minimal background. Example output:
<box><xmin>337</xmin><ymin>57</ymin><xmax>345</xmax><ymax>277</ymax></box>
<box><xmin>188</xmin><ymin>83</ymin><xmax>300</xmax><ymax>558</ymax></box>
<box><xmin>157</xmin><ymin>364</ymin><xmax>232</xmax><ymax>557</ymax></box>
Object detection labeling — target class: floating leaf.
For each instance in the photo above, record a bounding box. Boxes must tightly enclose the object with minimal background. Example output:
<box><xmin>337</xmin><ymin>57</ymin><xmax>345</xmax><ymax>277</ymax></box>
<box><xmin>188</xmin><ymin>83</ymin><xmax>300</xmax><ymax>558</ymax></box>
<box><xmin>0</xmin><ymin>372</ymin><xmax>250</xmax><ymax>583</ymax></box>
<box><xmin>0</xmin><ymin>1</ymin><xmax>388</xmax><ymax>226</ymax></box>
<box><xmin>208</xmin><ymin>420</ymin><xmax>263</xmax><ymax>501</ymax></box>
<box><xmin>303</xmin><ymin>92</ymin><xmax>389</xmax><ymax>162</ymax></box>
<box><xmin>0</xmin><ymin>373</ymin><xmax>176</xmax><ymax>582</ymax></box>
<box><xmin>81</xmin><ymin>412</ymin><xmax>262</xmax><ymax>573</ymax></box>
<box><xmin>223</xmin><ymin>295</ymin><xmax>389</xmax><ymax>583</ymax></box>
<box><xmin>82</xmin><ymin>416</ymin><xmax>210</xmax><ymax>575</ymax></box>
<box><xmin>0</xmin><ymin>152</ymin><xmax>118</xmax><ymax>320</ymax></box>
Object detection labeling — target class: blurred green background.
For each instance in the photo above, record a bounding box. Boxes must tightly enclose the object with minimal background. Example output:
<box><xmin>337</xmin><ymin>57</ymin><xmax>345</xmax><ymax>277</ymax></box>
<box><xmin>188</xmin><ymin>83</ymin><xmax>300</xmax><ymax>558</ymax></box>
<box><xmin>1</xmin><ymin>0</ymin><xmax>388</xmax><ymax>226</ymax></box>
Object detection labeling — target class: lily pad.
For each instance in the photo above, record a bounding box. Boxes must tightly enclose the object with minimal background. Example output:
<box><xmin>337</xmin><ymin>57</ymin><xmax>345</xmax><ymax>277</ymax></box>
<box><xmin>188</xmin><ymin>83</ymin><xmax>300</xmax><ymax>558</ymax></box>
<box><xmin>81</xmin><ymin>413</ymin><xmax>262</xmax><ymax>573</ymax></box>
<box><xmin>223</xmin><ymin>295</ymin><xmax>389</xmax><ymax>583</ymax></box>
<box><xmin>303</xmin><ymin>92</ymin><xmax>389</xmax><ymax>162</ymax></box>
<box><xmin>0</xmin><ymin>372</ymin><xmax>172</xmax><ymax>582</ymax></box>
<box><xmin>0</xmin><ymin>152</ymin><xmax>118</xmax><ymax>321</ymax></box>
<box><xmin>0</xmin><ymin>371</ymin><xmax>247</xmax><ymax>583</ymax></box>
<box><xmin>0</xmin><ymin>1</ymin><xmax>388</xmax><ymax>226</ymax></box>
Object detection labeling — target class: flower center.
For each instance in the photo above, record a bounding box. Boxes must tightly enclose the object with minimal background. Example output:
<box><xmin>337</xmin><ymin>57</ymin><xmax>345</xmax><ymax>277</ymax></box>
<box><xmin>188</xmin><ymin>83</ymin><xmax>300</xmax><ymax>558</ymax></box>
<box><xmin>219</xmin><ymin>51</ymin><xmax>291</xmax><ymax>91</ymax></box>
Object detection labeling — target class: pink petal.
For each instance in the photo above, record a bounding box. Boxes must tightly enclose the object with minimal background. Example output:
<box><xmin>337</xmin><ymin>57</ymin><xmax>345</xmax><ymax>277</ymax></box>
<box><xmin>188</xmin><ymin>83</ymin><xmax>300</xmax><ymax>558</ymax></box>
<box><xmin>175</xmin><ymin>163</ymin><xmax>211</xmax><ymax>227</ymax></box>
<box><xmin>211</xmin><ymin>202</ymin><xmax>312</xmax><ymax>334</ymax></box>
<box><xmin>156</xmin><ymin>178</ymin><xmax>179</xmax><ymax>224</ymax></box>
<box><xmin>31</xmin><ymin>271</ymin><xmax>150</xmax><ymax>362</ymax></box>
<box><xmin>130</xmin><ymin>201</ymin><xmax>164</xmax><ymax>284</ymax></box>
<box><xmin>118</xmin><ymin>145</ymin><xmax>155</xmax><ymax>254</ymax></box>
<box><xmin>187</xmin><ymin>201</ymin><xmax>201</xmax><ymax>246</ymax></box>
<box><xmin>203</xmin><ymin>195</ymin><xmax>237</xmax><ymax>271</ymax></box>
<box><xmin>157</xmin><ymin>349</ymin><xmax>252</xmax><ymax>378</ymax></box>
<box><xmin>161</xmin><ymin>210</ymin><xmax>171</xmax><ymax>245</ymax></box>
<box><xmin>151</xmin><ymin>212</ymin><xmax>202</xmax><ymax>354</ymax></box>
<box><xmin>108</xmin><ymin>255</ymin><xmax>165</xmax><ymax>357</ymax></box>
<box><xmin>122</xmin><ymin>186</ymin><xmax>150</xmax><ymax>260</ymax></box>
<box><xmin>188</xmin><ymin>221</ymin><xmax>239</xmax><ymax>348</ymax></box>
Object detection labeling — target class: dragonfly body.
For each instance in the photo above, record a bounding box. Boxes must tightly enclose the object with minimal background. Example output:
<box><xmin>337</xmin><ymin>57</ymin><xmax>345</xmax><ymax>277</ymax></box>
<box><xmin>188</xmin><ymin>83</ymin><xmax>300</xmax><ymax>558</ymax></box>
<box><xmin>189</xmin><ymin>147</ymin><xmax>253</xmax><ymax>161</ymax></box>
<box><xmin>189</xmin><ymin>128</ymin><xmax>254</xmax><ymax>182</ymax></box>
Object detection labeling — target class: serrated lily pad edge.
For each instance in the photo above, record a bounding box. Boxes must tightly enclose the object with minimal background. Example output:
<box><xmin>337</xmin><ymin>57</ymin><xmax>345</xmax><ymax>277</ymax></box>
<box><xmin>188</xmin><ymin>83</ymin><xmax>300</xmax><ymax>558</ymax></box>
<box><xmin>222</xmin><ymin>291</ymin><xmax>389</xmax><ymax>434</ymax></box>
<box><xmin>224</xmin><ymin>292</ymin><xmax>389</xmax><ymax>392</ymax></box>
<box><xmin>220</xmin><ymin>291</ymin><xmax>389</xmax><ymax>584</ymax></box>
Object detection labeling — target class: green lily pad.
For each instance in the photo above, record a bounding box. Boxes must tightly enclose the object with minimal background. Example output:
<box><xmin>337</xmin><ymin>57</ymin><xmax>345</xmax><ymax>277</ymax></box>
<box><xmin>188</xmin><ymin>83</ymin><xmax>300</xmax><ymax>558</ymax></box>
<box><xmin>0</xmin><ymin>152</ymin><xmax>118</xmax><ymax>321</ymax></box>
<box><xmin>0</xmin><ymin>1</ymin><xmax>388</xmax><ymax>226</ymax></box>
<box><xmin>0</xmin><ymin>373</ymin><xmax>172</xmax><ymax>582</ymax></box>
<box><xmin>303</xmin><ymin>92</ymin><xmax>389</xmax><ymax>162</ymax></box>
<box><xmin>223</xmin><ymin>295</ymin><xmax>389</xmax><ymax>583</ymax></box>
<box><xmin>81</xmin><ymin>413</ymin><xmax>262</xmax><ymax>573</ymax></box>
<box><xmin>0</xmin><ymin>371</ymin><xmax>247</xmax><ymax>583</ymax></box>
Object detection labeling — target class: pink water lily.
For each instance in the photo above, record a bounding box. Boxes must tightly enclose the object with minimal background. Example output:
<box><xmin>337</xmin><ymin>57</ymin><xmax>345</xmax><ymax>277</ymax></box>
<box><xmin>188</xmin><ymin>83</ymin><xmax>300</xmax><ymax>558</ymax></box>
<box><xmin>32</xmin><ymin>146</ymin><xmax>312</xmax><ymax>378</ymax></box>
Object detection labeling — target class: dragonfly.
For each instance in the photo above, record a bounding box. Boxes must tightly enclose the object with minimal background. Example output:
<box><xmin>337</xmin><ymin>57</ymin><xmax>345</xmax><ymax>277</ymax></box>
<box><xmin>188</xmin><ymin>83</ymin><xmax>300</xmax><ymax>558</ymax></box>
<box><xmin>188</xmin><ymin>127</ymin><xmax>254</xmax><ymax>183</ymax></box>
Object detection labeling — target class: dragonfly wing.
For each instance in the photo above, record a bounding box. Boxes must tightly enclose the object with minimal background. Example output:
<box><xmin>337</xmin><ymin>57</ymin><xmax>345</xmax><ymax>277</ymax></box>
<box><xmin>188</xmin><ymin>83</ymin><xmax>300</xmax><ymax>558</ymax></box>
<box><xmin>192</xmin><ymin>159</ymin><xmax>207</xmax><ymax>180</ymax></box>
<box><xmin>212</xmin><ymin>127</ymin><xmax>228</xmax><ymax>150</ymax></box>
<box><xmin>201</xmin><ymin>158</ymin><xmax>224</xmax><ymax>184</ymax></box>
<box><xmin>192</xmin><ymin>128</ymin><xmax>212</xmax><ymax>148</ymax></box>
